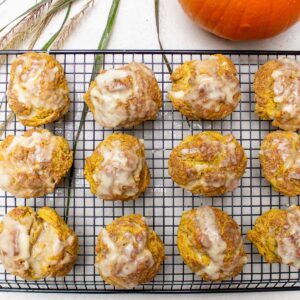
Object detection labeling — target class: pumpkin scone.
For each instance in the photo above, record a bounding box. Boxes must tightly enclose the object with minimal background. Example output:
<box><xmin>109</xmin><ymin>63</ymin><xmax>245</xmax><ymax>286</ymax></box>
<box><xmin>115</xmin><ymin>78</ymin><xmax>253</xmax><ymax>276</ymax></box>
<box><xmin>254</xmin><ymin>58</ymin><xmax>300</xmax><ymax>131</ymax></box>
<box><xmin>84</xmin><ymin>133</ymin><xmax>150</xmax><ymax>201</ymax></box>
<box><xmin>95</xmin><ymin>214</ymin><xmax>165</xmax><ymax>289</ymax></box>
<box><xmin>259</xmin><ymin>131</ymin><xmax>300</xmax><ymax>196</ymax></box>
<box><xmin>84</xmin><ymin>62</ymin><xmax>162</xmax><ymax>128</ymax></box>
<box><xmin>177</xmin><ymin>206</ymin><xmax>247</xmax><ymax>281</ymax></box>
<box><xmin>247</xmin><ymin>205</ymin><xmax>300</xmax><ymax>268</ymax></box>
<box><xmin>0</xmin><ymin>206</ymin><xmax>79</xmax><ymax>280</ymax></box>
<box><xmin>168</xmin><ymin>131</ymin><xmax>247</xmax><ymax>196</ymax></box>
<box><xmin>7</xmin><ymin>52</ymin><xmax>70</xmax><ymax>126</ymax></box>
<box><xmin>168</xmin><ymin>54</ymin><xmax>241</xmax><ymax>120</ymax></box>
<box><xmin>0</xmin><ymin>129</ymin><xmax>73</xmax><ymax>198</ymax></box>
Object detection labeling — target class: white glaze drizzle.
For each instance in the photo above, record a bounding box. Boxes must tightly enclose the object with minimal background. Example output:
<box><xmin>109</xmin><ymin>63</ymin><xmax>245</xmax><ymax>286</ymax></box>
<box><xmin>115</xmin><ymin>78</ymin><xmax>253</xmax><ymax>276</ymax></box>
<box><xmin>0</xmin><ymin>215</ymin><xmax>32</xmax><ymax>274</ymax></box>
<box><xmin>194</xmin><ymin>207</ymin><xmax>247</xmax><ymax>280</ymax></box>
<box><xmin>96</xmin><ymin>226</ymin><xmax>154</xmax><ymax>284</ymax></box>
<box><xmin>90</xmin><ymin>69</ymin><xmax>132</xmax><ymax>127</ymax></box>
<box><xmin>0</xmin><ymin>131</ymin><xmax>58</xmax><ymax>196</ymax></box>
<box><xmin>276</xmin><ymin>205</ymin><xmax>300</xmax><ymax>268</ymax></box>
<box><xmin>170</xmin><ymin>56</ymin><xmax>240</xmax><ymax>113</ymax></box>
<box><xmin>272</xmin><ymin>58</ymin><xmax>300</xmax><ymax>122</ymax></box>
<box><xmin>181</xmin><ymin>134</ymin><xmax>243</xmax><ymax>191</ymax></box>
<box><xmin>31</xmin><ymin>222</ymin><xmax>75</xmax><ymax>276</ymax></box>
<box><xmin>195</xmin><ymin>207</ymin><xmax>227</xmax><ymax>280</ymax></box>
<box><xmin>0</xmin><ymin>212</ymin><xmax>75</xmax><ymax>277</ymax></box>
<box><xmin>89</xmin><ymin>62</ymin><xmax>159</xmax><ymax>128</ymax></box>
<box><xmin>9</xmin><ymin>55</ymin><xmax>68</xmax><ymax>119</ymax></box>
<box><xmin>6</xmin><ymin>131</ymin><xmax>55</xmax><ymax>163</ymax></box>
<box><xmin>93</xmin><ymin>140</ymin><xmax>144</xmax><ymax>199</ymax></box>
<box><xmin>270</xmin><ymin>134</ymin><xmax>300</xmax><ymax>172</ymax></box>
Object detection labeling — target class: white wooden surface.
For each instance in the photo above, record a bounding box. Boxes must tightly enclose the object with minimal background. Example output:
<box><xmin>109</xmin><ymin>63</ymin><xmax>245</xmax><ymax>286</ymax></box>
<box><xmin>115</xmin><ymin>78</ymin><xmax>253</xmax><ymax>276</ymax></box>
<box><xmin>0</xmin><ymin>0</ymin><xmax>300</xmax><ymax>50</ymax></box>
<box><xmin>0</xmin><ymin>0</ymin><xmax>300</xmax><ymax>299</ymax></box>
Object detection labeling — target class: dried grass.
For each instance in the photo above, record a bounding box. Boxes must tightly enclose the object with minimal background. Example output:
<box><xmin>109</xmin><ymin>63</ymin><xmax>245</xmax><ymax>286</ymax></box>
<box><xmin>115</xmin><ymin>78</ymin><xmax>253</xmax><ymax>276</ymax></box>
<box><xmin>0</xmin><ymin>1</ymin><xmax>52</xmax><ymax>50</ymax></box>
<box><xmin>50</xmin><ymin>0</ymin><xmax>94</xmax><ymax>49</ymax></box>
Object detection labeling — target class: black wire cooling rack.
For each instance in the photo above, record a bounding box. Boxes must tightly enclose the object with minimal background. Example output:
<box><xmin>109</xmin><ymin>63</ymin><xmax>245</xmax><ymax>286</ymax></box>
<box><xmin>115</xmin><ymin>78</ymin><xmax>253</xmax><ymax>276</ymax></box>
<box><xmin>0</xmin><ymin>50</ymin><xmax>299</xmax><ymax>294</ymax></box>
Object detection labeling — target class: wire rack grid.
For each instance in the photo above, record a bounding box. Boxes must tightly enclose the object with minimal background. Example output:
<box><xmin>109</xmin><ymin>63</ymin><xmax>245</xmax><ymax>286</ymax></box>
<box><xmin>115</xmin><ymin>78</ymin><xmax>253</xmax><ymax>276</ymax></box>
<box><xmin>0</xmin><ymin>50</ymin><xmax>299</xmax><ymax>293</ymax></box>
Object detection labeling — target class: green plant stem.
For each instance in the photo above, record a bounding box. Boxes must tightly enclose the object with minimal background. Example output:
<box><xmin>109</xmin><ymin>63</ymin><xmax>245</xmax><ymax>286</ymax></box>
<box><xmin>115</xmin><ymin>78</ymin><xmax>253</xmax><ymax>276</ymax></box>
<box><xmin>0</xmin><ymin>0</ymin><xmax>67</xmax><ymax>137</ymax></box>
<box><xmin>46</xmin><ymin>0</ymin><xmax>78</xmax><ymax>18</ymax></box>
<box><xmin>154</xmin><ymin>0</ymin><xmax>190</xmax><ymax>129</ymax></box>
<box><xmin>0</xmin><ymin>1</ymin><xmax>77</xmax><ymax>148</ymax></box>
<box><xmin>154</xmin><ymin>0</ymin><xmax>172</xmax><ymax>74</ymax></box>
<box><xmin>64</xmin><ymin>0</ymin><xmax>120</xmax><ymax>223</ymax></box>
<box><xmin>41</xmin><ymin>2</ymin><xmax>72</xmax><ymax>50</ymax></box>
<box><xmin>21</xmin><ymin>0</ymin><xmax>78</xmax><ymax>48</ymax></box>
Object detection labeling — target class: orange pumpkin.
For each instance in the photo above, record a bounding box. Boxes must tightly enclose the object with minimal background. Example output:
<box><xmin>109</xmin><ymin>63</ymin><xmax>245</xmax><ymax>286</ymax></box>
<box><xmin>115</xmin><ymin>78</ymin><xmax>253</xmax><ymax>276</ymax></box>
<box><xmin>179</xmin><ymin>0</ymin><xmax>300</xmax><ymax>41</ymax></box>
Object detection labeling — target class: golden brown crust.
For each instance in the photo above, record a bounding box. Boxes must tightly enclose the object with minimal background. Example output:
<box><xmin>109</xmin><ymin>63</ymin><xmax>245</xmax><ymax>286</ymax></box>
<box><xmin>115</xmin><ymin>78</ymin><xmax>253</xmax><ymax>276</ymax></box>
<box><xmin>259</xmin><ymin>131</ymin><xmax>300</xmax><ymax>196</ymax></box>
<box><xmin>84</xmin><ymin>62</ymin><xmax>162</xmax><ymax>128</ymax></box>
<box><xmin>168</xmin><ymin>131</ymin><xmax>247</xmax><ymax>196</ymax></box>
<box><xmin>84</xmin><ymin>133</ymin><xmax>150</xmax><ymax>201</ymax></box>
<box><xmin>0</xmin><ymin>206</ymin><xmax>78</xmax><ymax>280</ymax></box>
<box><xmin>36</xmin><ymin>207</ymin><xmax>79</xmax><ymax>277</ymax></box>
<box><xmin>177</xmin><ymin>206</ymin><xmax>247</xmax><ymax>281</ymax></box>
<box><xmin>0</xmin><ymin>128</ymin><xmax>73</xmax><ymax>198</ymax></box>
<box><xmin>254</xmin><ymin>58</ymin><xmax>300</xmax><ymax>131</ymax></box>
<box><xmin>247</xmin><ymin>209</ymin><xmax>287</xmax><ymax>264</ymax></box>
<box><xmin>84</xmin><ymin>80</ymin><xmax>96</xmax><ymax>113</ymax></box>
<box><xmin>254</xmin><ymin>60</ymin><xmax>280</xmax><ymax>121</ymax></box>
<box><xmin>95</xmin><ymin>214</ymin><xmax>165</xmax><ymax>288</ymax></box>
<box><xmin>247</xmin><ymin>206</ymin><xmax>300</xmax><ymax>267</ymax></box>
<box><xmin>8</xmin><ymin>52</ymin><xmax>70</xmax><ymax>126</ymax></box>
<box><xmin>169</xmin><ymin>54</ymin><xmax>241</xmax><ymax>120</ymax></box>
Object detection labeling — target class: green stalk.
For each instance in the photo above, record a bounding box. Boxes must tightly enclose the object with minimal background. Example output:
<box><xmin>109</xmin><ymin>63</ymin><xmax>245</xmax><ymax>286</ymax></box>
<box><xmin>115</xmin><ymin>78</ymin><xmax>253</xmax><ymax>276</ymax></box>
<box><xmin>29</xmin><ymin>0</ymin><xmax>77</xmax><ymax>50</ymax></box>
<box><xmin>28</xmin><ymin>0</ymin><xmax>75</xmax><ymax>49</ymax></box>
<box><xmin>22</xmin><ymin>0</ymin><xmax>78</xmax><ymax>49</ymax></box>
<box><xmin>0</xmin><ymin>0</ymin><xmax>66</xmax><ymax>137</ymax></box>
<box><xmin>41</xmin><ymin>2</ymin><xmax>72</xmax><ymax>50</ymax></box>
<box><xmin>0</xmin><ymin>0</ymin><xmax>52</xmax><ymax>33</ymax></box>
<box><xmin>154</xmin><ymin>0</ymin><xmax>172</xmax><ymax>74</ymax></box>
<box><xmin>45</xmin><ymin>0</ymin><xmax>78</xmax><ymax>17</ymax></box>
<box><xmin>93</xmin><ymin>0</ymin><xmax>120</xmax><ymax>76</ymax></box>
<box><xmin>64</xmin><ymin>0</ymin><xmax>120</xmax><ymax>223</ymax></box>
<box><xmin>0</xmin><ymin>1</ymin><xmax>78</xmax><ymax>138</ymax></box>
<box><xmin>154</xmin><ymin>0</ymin><xmax>190</xmax><ymax>128</ymax></box>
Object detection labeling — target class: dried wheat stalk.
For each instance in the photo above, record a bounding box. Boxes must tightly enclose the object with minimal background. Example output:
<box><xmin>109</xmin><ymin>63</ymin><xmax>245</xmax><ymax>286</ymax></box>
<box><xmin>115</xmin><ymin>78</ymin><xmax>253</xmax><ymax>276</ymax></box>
<box><xmin>0</xmin><ymin>1</ymin><xmax>52</xmax><ymax>50</ymax></box>
<box><xmin>51</xmin><ymin>0</ymin><xmax>94</xmax><ymax>49</ymax></box>
<box><xmin>0</xmin><ymin>112</ymin><xmax>14</xmax><ymax>137</ymax></box>
<box><xmin>28</xmin><ymin>0</ymin><xmax>62</xmax><ymax>49</ymax></box>
<box><xmin>28</xmin><ymin>0</ymin><xmax>79</xmax><ymax>49</ymax></box>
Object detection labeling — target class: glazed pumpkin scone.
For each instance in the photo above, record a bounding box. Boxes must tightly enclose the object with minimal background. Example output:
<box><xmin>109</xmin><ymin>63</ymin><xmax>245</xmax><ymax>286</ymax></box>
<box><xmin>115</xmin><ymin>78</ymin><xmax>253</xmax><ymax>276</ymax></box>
<box><xmin>95</xmin><ymin>214</ymin><xmax>165</xmax><ymax>289</ymax></box>
<box><xmin>84</xmin><ymin>133</ymin><xmax>150</xmax><ymax>201</ymax></box>
<box><xmin>84</xmin><ymin>62</ymin><xmax>162</xmax><ymax>128</ymax></box>
<box><xmin>168</xmin><ymin>54</ymin><xmax>241</xmax><ymax>120</ymax></box>
<box><xmin>0</xmin><ymin>128</ymin><xmax>73</xmax><ymax>198</ymax></box>
<box><xmin>177</xmin><ymin>206</ymin><xmax>247</xmax><ymax>281</ymax></box>
<box><xmin>7</xmin><ymin>52</ymin><xmax>70</xmax><ymax>126</ymax></box>
<box><xmin>254</xmin><ymin>58</ymin><xmax>300</xmax><ymax>131</ymax></box>
<box><xmin>168</xmin><ymin>131</ymin><xmax>247</xmax><ymax>196</ymax></box>
<box><xmin>0</xmin><ymin>206</ymin><xmax>79</xmax><ymax>280</ymax></box>
<box><xmin>259</xmin><ymin>131</ymin><xmax>300</xmax><ymax>196</ymax></box>
<box><xmin>247</xmin><ymin>205</ymin><xmax>300</xmax><ymax>268</ymax></box>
